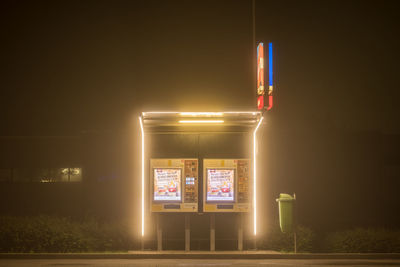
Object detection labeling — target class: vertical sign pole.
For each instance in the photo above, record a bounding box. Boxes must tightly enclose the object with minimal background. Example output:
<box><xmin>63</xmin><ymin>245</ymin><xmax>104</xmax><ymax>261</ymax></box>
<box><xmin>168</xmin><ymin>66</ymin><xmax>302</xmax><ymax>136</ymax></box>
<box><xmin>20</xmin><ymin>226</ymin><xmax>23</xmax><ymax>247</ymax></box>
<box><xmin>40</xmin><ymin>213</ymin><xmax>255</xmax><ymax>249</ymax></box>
<box><xmin>238</xmin><ymin>213</ymin><xmax>243</xmax><ymax>251</ymax></box>
<box><xmin>157</xmin><ymin>213</ymin><xmax>162</xmax><ymax>251</ymax></box>
<box><xmin>294</xmin><ymin>193</ymin><xmax>297</xmax><ymax>253</ymax></box>
<box><xmin>185</xmin><ymin>214</ymin><xmax>190</xmax><ymax>252</ymax></box>
<box><xmin>252</xmin><ymin>0</ymin><xmax>256</xmax><ymax>92</ymax></box>
<box><xmin>210</xmin><ymin>213</ymin><xmax>215</xmax><ymax>251</ymax></box>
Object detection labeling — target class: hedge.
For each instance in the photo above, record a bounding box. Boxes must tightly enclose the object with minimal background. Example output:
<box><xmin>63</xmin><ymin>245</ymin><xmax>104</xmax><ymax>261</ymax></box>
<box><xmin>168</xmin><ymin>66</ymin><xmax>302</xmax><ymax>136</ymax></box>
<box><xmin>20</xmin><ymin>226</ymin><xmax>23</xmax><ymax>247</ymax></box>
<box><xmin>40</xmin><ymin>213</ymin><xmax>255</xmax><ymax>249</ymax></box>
<box><xmin>324</xmin><ymin>228</ymin><xmax>400</xmax><ymax>253</ymax></box>
<box><xmin>0</xmin><ymin>216</ymin><xmax>135</xmax><ymax>252</ymax></box>
<box><xmin>1</xmin><ymin>216</ymin><xmax>400</xmax><ymax>253</ymax></box>
<box><xmin>259</xmin><ymin>225</ymin><xmax>315</xmax><ymax>252</ymax></box>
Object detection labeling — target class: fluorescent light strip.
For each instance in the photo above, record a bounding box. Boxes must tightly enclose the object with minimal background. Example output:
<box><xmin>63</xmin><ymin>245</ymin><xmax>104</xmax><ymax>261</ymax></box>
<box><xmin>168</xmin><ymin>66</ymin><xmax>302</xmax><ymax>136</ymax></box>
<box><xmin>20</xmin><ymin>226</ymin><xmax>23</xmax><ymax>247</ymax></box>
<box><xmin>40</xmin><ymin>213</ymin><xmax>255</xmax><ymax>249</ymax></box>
<box><xmin>178</xmin><ymin>120</ymin><xmax>224</xmax><ymax>124</ymax></box>
<box><xmin>179</xmin><ymin>112</ymin><xmax>223</xmax><ymax>116</ymax></box>
<box><xmin>139</xmin><ymin>116</ymin><xmax>145</xmax><ymax>237</ymax></box>
<box><xmin>143</xmin><ymin>111</ymin><xmax>261</xmax><ymax>115</ymax></box>
<box><xmin>142</xmin><ymin>111</ymin><xmax>179</xmax><ymax>114</ymax></box>
<box><xmin>253</xmin><ymin>116</ymin><xmax>264</xmax><ymax>236</ymax></box>
<box><xmin>224</xmin><ymin>111</ymin><xmax>261</xmax><ymax>115</ymax></box>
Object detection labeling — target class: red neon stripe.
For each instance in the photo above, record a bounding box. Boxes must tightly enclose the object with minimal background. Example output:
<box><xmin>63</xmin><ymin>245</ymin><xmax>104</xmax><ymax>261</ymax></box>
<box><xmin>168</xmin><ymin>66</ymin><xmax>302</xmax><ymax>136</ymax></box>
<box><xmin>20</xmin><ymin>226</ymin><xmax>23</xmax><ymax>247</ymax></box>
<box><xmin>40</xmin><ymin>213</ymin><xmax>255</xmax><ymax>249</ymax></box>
<box><xmin>257</xmin><ymin>95</ymin><xmax>264</xmax><ymax>110</ymax></box>
<box><xmin>267</xmin><ymin>95</ymin><xmax>273</xmax><ymax>110</ymax></box>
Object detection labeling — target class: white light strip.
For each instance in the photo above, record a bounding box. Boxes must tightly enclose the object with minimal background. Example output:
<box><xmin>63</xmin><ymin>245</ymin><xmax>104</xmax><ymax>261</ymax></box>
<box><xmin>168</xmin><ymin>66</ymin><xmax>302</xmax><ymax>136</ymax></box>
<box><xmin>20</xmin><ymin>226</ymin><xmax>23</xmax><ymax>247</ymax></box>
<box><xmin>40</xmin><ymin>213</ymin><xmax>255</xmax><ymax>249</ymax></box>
<box><xmin>224</xmin><ymin>111</ymin><xmax>261</xmax><ymax>115</ymax></box>
<box><xmin>142</xmin><ymin>111</ymin><xmax>179</xmax><ymax>115</ymax></box>
<box><xmin>253</xmin><ymin>116</ymin><xmax>264</xmax><ymax>236</ymax></box>
<box><xmin>178</xmin><ymin>120</ymin><xmax>224</xmax><ymax>124</ymax></box>
<box><xmin>139</xmin><ymin>116</ymin><xmax>145</xmax><ymax>237</ymax></box>
<box><xmin>179</xmin><ymin>112</ymin><xmax>223</xmax><ymax>116</ymax></box>
<box><xmin>142</xmin><ymin>111</ymin><xmax>262</xmax><ymax>116</ymax></box>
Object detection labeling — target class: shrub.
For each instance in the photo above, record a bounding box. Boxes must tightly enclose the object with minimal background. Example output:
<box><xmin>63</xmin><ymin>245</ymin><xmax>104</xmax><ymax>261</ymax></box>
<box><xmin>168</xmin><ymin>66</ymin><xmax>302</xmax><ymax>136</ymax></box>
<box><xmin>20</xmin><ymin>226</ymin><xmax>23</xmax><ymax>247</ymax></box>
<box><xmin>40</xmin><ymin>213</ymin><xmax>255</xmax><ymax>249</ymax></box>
<box><xmin>259</xmin><ymin>224</ymin><xmax>315</xmax><ymax>252</ymax></box>
<box><xmin>2</xmin><ymin>216</ymin><xmax>399</xmax><ymax>253</ymax></box>
<box><xmin>78</xmin><ymin>219</ymin><xmax>135</xmax><ymax>251</ymax></box>
<box><xmin>0</xmin><ymin>215</ymin><xmax>135</xmax><ymax>252</ymax></box>
<box><xmin>324</xmin><ymin>228</ymin><xmax>400</xmax><ymax>253</ymax></box>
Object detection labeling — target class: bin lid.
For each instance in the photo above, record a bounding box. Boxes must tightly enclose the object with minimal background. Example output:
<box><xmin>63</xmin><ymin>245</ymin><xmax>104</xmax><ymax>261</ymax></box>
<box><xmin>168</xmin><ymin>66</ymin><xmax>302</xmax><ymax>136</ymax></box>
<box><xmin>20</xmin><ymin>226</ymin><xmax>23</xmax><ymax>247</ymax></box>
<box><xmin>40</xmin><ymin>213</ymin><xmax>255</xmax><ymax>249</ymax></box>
<box><xmin>276</xmin><ymin>193</ymin><xmax>295</xmax><ymax>202</ymax></box>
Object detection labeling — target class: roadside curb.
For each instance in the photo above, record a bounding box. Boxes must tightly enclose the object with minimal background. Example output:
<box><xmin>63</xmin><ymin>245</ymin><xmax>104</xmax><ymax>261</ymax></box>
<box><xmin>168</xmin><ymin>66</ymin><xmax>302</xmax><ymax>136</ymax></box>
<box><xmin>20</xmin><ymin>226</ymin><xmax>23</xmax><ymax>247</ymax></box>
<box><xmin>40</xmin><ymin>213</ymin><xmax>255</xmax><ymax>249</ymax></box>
<box><xmin>1</xmin><ymin>252</ymin><xmax>400</xmax><ymax>260</ymax></box>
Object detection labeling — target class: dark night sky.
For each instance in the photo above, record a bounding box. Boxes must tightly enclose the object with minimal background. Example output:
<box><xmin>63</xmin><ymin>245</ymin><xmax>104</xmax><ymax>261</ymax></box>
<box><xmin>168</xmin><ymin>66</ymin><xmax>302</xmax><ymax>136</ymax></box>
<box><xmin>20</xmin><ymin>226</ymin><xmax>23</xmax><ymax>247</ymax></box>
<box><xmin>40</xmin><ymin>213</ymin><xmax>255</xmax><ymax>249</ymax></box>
<box><xmin>1</xmin><ymin>0</ymin><xmax>400</xmax><ymax>231</ymax></box>
<box><xmin>1</xmin><ymin>0</ymin><xmax>399</xmax><ymax>135</ymax></box>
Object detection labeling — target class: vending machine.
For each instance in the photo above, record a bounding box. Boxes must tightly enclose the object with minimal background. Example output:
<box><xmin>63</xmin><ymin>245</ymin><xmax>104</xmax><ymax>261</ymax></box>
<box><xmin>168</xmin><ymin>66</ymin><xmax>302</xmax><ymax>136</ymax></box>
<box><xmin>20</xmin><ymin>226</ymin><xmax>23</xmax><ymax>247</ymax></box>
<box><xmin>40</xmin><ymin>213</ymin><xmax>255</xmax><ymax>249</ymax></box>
<box><xmin>203</xmin><ymin>159</ymin><xmax>251</xmax><ymax>212</ymax></box>
<box><xmin>150</xmin><ymin>158</ymin><xmax>198</xmax><ymax>212</ymax></box>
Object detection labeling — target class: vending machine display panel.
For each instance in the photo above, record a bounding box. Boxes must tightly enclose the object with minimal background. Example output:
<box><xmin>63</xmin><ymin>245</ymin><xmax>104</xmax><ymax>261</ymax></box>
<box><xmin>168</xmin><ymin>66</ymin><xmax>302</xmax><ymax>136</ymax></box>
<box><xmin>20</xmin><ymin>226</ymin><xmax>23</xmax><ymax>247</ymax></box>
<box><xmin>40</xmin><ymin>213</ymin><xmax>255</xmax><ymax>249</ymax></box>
<box><xmin>153</xmin><ymin>168</ymin><xmax>182</xmax><ymax>202</ymax></box>
<box><xmin>206</xmin><ymin>169</ymin><xmax>235</xmax><ymax>202</ymax></box>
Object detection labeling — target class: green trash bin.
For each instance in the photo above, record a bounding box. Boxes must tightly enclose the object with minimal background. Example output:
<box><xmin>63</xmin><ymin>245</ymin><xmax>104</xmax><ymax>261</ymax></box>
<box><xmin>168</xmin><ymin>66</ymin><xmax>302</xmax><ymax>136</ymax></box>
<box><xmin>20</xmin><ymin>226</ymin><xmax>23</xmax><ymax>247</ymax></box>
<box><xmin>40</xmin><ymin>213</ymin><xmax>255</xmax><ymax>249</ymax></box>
<box><xmin>276</xmin><ymin>193</ymin><xmax>296</xmax><ymax>233</ymax></box>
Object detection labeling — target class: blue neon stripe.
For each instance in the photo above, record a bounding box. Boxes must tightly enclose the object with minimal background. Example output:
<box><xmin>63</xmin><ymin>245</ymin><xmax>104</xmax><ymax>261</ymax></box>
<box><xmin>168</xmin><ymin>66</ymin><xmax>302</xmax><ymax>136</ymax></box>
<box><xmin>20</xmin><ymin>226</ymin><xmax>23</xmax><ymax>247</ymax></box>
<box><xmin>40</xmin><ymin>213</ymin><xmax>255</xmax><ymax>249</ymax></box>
<box><xmin>268</xmin><ymin>42</ymin><xmax>273</xmax><ymax>86</ymax></box>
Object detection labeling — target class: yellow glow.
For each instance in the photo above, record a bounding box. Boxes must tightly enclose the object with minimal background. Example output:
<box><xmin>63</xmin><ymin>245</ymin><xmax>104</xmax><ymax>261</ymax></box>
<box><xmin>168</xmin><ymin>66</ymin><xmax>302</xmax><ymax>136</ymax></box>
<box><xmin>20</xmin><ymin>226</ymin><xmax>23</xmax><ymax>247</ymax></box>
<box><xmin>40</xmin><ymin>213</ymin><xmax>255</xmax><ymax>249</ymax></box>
<box><xmin>253</xmin><ymin>116</ymin><xmax>264</xmax><ymax>236</ymax></box>
<box><xmin>139</xmin><ymin>110</ymin><xmax>263</xmax><ymax>236</ymax></box>
<box><xmin>178</xmin><ymin>120</ymin><xmax>224</xmax><ymax>124</ymax></box>
<box><xmin>179</xmin><ymin>112</ymin><xmax>223</xmax><ymax>116</ymax></box>
<box><xmin>139</xmin><ymin>116</ymin><xmax>145</xmax><ymax>237</ymax></box>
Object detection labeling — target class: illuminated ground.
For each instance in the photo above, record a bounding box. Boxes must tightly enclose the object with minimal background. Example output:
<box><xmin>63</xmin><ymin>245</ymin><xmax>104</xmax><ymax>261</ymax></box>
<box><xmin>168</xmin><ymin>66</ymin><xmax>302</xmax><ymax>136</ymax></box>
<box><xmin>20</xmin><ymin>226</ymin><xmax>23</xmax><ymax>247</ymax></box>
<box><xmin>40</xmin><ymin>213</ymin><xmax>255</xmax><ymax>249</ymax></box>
<box><xmin>1</xmin><ymin>259</ymin><xmax>400</xmax><ymax>266</ymax></box>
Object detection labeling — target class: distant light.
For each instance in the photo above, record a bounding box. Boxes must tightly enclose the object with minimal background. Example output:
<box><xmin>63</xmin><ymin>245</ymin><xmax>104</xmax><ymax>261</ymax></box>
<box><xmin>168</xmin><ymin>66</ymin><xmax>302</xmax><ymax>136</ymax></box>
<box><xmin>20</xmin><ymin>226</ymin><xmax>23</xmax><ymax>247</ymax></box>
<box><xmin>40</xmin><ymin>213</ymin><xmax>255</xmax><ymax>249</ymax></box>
<box><xmin>178</xmin><ymin>120</ymin><xmax>224</xmax><ymax>124</ymax></box>
<box><xmin>179</xmin><ymin>112</ymin><xmax>223</xmax><ymax>117</ymax></box>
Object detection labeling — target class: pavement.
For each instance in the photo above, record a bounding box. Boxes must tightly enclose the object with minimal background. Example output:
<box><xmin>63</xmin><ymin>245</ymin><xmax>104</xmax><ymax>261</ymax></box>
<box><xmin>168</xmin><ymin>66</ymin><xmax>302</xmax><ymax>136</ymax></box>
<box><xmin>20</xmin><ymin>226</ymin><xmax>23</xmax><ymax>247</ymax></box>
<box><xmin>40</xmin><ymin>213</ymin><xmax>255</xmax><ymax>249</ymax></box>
<box><xmin>1</xmin><ymin>258</ymin><xmax>400</xmax><ymax>267</ymax></box>
<box><xmin>1</xmin><ymin>251</ymin><xmax>400</xmax><ymax>260</ymax></box>
<box><xmin>1</xmin><ymin>252</ymin><xmax>400</xmax><ymax>267</ymax></box>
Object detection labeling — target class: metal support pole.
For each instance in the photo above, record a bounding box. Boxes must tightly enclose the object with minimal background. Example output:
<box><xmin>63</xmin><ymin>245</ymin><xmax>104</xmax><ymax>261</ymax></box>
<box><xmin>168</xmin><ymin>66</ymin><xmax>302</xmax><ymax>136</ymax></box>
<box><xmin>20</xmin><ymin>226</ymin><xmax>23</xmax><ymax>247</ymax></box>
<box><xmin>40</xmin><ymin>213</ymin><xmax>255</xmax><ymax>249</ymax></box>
<box><xmin>210</xmin><ymin>213</ymin><xmax>215</xmax><ymax>251</ymax></box>
<box><xmin>254</xmin><ymin>236</ymin><xmax>257</xmax><ymax>250</ymax></box>
<box><xmin>157</xmin><ymin>214</ymin><xmax>162</xmax><ymax>251</ymax></box>
<box><xmin>238</xmin><ymin>213</ymin><xmax>243</xmax><ymax>251</ymax></box>
<box><xmin>185</xmin><ymin>214</ymin><xmax>190</xmax><ymax>252</ymax></box>
<box><xmin>294</xmin><ymin>193</ymin><xmax>297</xmax><ymax>253</ymax></box>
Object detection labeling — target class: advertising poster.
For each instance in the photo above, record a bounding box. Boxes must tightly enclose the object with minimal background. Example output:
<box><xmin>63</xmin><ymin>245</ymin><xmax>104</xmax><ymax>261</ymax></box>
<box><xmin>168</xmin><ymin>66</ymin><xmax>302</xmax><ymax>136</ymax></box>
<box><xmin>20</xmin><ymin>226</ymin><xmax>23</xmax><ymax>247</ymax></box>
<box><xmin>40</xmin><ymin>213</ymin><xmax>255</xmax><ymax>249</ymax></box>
<box><xmin>154</xmin><ymin>168</ymin><xmax>181</xmax><ymax>201</ymax></box>
<box><xmin>207</xmin><ymin>169</ymin><xmax>235</xmax><ymax>202</ymax></box>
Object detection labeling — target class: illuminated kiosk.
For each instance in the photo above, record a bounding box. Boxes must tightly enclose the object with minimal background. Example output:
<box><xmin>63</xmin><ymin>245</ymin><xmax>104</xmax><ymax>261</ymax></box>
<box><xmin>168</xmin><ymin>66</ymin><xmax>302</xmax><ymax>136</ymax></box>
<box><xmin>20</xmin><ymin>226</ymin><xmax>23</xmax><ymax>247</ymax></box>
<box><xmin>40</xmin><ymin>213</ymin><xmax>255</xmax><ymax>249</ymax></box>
<box><xmin>139</xmin><ymin>112</ymin><xmax>263</xmax><ymax>251</ymax></box>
